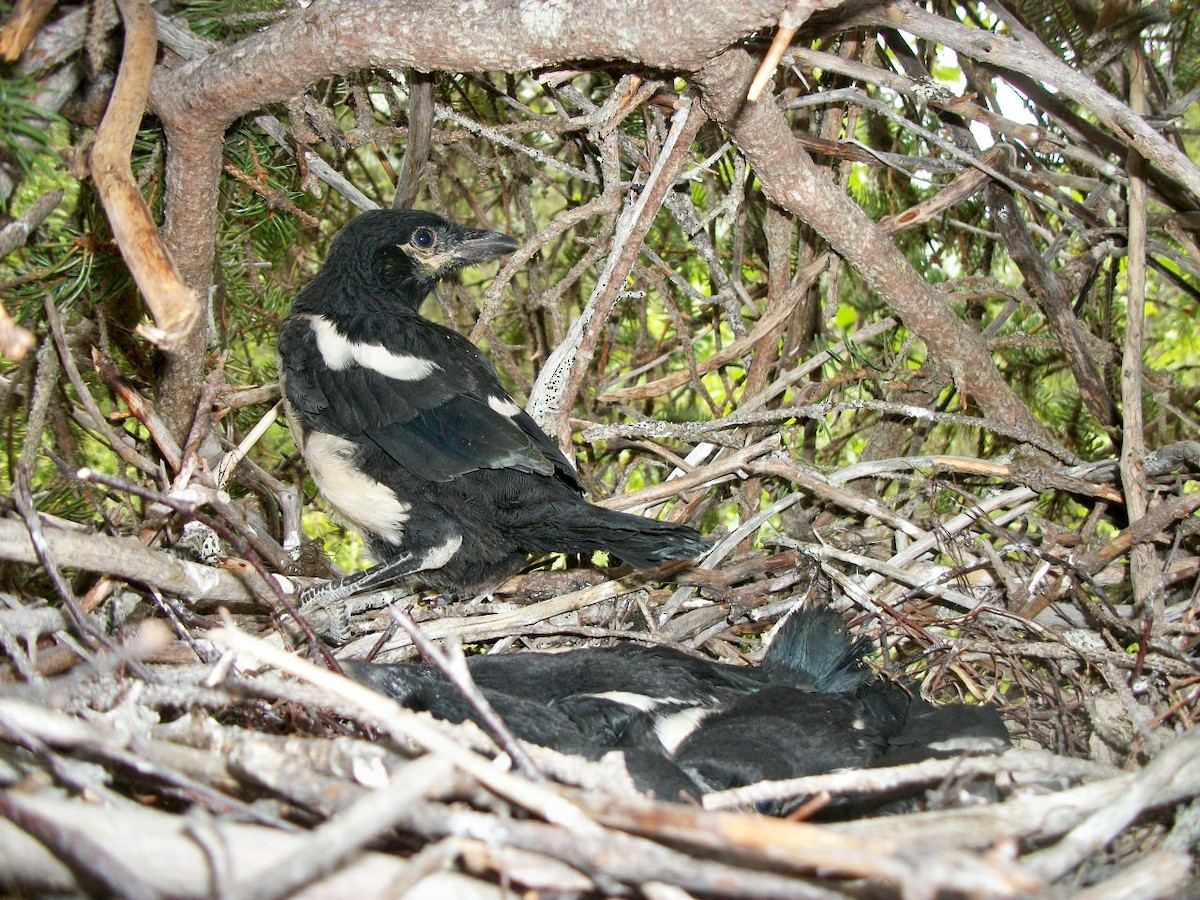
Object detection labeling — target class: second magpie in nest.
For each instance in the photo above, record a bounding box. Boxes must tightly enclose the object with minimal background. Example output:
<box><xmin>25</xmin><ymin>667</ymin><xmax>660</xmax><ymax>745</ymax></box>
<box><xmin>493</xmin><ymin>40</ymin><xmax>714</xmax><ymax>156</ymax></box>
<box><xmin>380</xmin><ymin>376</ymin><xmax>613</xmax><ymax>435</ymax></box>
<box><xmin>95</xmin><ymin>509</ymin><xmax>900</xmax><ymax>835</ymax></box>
<box><xmin>279</xmin><ymin>210</ymin><xmax>708</xmax><ymax>608</ymax></box>
<box><xmin>346</xmin><ymin>607</ymin><xmax>1011</xmax><ymax>808</ymax></box>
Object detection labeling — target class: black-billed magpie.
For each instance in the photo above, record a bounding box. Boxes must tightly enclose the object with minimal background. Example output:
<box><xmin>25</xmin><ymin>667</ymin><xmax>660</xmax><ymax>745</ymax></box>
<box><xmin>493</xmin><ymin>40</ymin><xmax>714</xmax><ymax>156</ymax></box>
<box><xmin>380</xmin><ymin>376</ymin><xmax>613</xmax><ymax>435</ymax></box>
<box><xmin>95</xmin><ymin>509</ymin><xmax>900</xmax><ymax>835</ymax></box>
<box><xmin>346</xmin><ymin>607</ymin><xmax>1011</xmax><ymax>806</ymax></box>
<box><xmin>278</xmin><ymin>210</ymin><xmax>708</xmax><ymax>608</ymax></box>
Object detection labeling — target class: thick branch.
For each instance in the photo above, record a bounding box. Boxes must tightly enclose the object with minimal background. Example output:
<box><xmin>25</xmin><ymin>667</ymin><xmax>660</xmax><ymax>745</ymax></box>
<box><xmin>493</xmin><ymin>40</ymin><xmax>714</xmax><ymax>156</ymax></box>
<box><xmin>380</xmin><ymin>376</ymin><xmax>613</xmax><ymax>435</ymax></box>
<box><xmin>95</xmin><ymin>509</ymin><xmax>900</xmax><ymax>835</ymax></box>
<box><xmin>91</xmin><ymin>0</ymin><xmax>199</xmax><ymax>348</ymax></box>
<box><xmin>0</xmin><ymin>517</ymin><xmax>256</xmax><ymax>604</ymax></box>
<box><xmin>148</xmin><ymin>1</ymin><xmax>783</xmax><ymax>128</ymax></box>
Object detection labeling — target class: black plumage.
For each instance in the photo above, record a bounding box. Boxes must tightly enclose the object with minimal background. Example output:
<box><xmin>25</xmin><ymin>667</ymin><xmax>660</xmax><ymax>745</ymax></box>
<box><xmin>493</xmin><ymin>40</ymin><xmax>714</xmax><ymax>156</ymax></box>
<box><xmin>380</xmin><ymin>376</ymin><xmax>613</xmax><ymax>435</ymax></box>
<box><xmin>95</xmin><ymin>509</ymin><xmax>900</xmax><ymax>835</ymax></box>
<box><xmin>279</xmin><ymin>210</ymin><xmax>708</xmax><ymax>606</ymax></box>
<box><xmin>346</xmin><ymin>607</ymin><xmax>1011</xmax><ymax>807</ymax></box>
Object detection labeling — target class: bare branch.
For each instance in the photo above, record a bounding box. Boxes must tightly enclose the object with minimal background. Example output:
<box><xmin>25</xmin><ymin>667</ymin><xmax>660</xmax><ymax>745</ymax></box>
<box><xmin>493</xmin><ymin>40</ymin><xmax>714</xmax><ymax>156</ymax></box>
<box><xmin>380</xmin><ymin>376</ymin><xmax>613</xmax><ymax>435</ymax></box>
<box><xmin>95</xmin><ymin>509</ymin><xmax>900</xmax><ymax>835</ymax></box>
<box><xmin>90</xmin><ymin>0</ymin><xmax>199</xmax><ymax>348</ymax></box>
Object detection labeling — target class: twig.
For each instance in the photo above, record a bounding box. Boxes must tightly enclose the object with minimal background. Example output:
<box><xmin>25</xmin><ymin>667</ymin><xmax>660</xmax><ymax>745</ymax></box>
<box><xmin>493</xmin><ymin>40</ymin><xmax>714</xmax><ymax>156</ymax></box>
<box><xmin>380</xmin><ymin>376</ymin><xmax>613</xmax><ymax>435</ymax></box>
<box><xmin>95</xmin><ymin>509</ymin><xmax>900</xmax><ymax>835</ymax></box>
<box><xmin>44</xmin><ymin>297</ymin><xmax>159</xmax><ymax>476</ymax></box>
<box><xmin>392</xmin><ymin>73</ymin><xmax>434</xmax><ymax>210</ymax></box>
<box><xmin>753</xmin><ymin>455</ymin><xmax>927</xmax><ymax>539</ymax></box>
<box><xmin>437</xmin><ymin>103</ymin><xmax>597</xmax><ymax>184</ymax></box>
<box><xmin>1071</xmin><ymin>849</ymin><xmax>1192</xmax><ymax>900</ymax></box>
<box><xmin>844</xmin><ymin>0</ymin><xmax>1200</xmax><ymax>203</ymax></box>
<box><xmin>0</xmin><ymin>700</ymin><xmax>294</xmax><ymax>831</ymax></box>
<box><xmin>703</xmin><ymin>749</ymin><xmax>1120</xmax><ymax>811</ymax></box>
<box><xmin>584</xmin><ymin>398</ymin><xmax>1082</xmax><ymax>465</ymax></box>
<box><xmin>830</xmin><ymin>455</ymin><xmax>1122</xmax><ymax>503</ymax></box>
<box><xmin>214</xmin><ymin>400</ymin><xmax>280</xmax><ymax>490</ymax></box>
<box><xmin>74</xmin><ymin>468</ymin><xmax>324</xmax><ymax>655</ymax></box>
<box><xmin>472</xmin><ymin>188</ymin><xmax>621</xmax><ymax>343</ymax></box>
<box><xmin>597</xmin><ymin>253</ymin><xmax>835</xmax><ymax>404</ymax></box>
<box><xmin>768</xmin><ymin>538</ymin><xmax>987</xmax><ymax>613</ymax></box>
<box><xmin>595</xmin><ymin>436</ymin><xmax>779</xmax><ymax>513</ymax></box>
<box><xmin>0</xmin><ymin>0</ymin><xmax>57</xmax><ymax>62</ymax></box>
<box><xmin>528</xmin><ymin>97</ymin><xmax>706</xmax><ymax>436</ymax></box>
<box><xmin>0</xmin><ymin>189</ymin><xmax>64</xmax><ymax>362</ymax></box>
<box><xmin>1076</xmin><ymin>490</ymin><xmax>1200</xmax><ymax>578</ymax></box>
<box><xmin>0</xmin><ymin>304</ymin><xmax>36</xmax><ymax>362</ymax></box>
<box><xmin>222</xmin><ymin>162</ymin><xmax>320</xmax><ymax>227</ymax></box>
<box><xmin>0</xmin><ymin>791</ymin><xmax>418</xmax><ymax>896</ymax></box>
<box><xmin>93</xmin><ymin>348</ymin><xmax>184</xmax><ymax>472</ymax></box>
<box><xmin>386</xmin><ymin>605</ymin><xmax>543</xmax><ymax>780</ymax></box>
<box><xmin>12</xmin><ymin>334</ymin><xmax>99</xmax><ymax>650</ymax></box>
<box><xmin>0</xmin><ymin>188</ymin><xmax>64</xmax><ymax>257</ymax></box>
<box><xmin>582</xmin><ymin>798</ymin><xmax>1041</xmax><ymax>896</ymax></box>
<box><xmin>833</xmin><ymin>741</ymin><xmax>1200</xmax><ymax>851</ymax></box>
<box><xmin>337</xmin><ymin>572</ymin><xmax>655</xmax><ymax>658</ymax></box>
<box><xmin>746</xmin><ymin>0</ymin><xmax>812</xmax><ymax>102</ymax></box>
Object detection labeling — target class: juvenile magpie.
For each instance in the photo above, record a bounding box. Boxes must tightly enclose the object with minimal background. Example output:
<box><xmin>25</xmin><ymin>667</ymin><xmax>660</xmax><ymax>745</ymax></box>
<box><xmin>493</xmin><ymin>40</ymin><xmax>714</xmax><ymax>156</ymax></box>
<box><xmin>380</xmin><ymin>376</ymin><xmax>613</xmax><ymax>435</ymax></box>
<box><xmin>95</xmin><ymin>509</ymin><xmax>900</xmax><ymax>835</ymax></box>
<box><xmin>346</xmin><ymin>607</ymin><xmax>1011</xmax><ymax>806</ymax></box>
<box><xmin>278</xmin><ymin>210</ymin><xmax>708</xmax><ymax>608</ymax></box>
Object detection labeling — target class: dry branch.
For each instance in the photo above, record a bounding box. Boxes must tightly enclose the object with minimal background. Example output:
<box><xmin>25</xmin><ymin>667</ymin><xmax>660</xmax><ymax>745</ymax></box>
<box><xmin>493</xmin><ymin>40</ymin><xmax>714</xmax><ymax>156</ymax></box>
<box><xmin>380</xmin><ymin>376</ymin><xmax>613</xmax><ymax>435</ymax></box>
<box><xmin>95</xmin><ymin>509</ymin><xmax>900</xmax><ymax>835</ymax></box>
<box><xmin>529</xmin><ymin>98</ymin><xmax>706</xmax><ymax>436</ymax></box>
<box><xmin>334</xmin><ymin>572</ymin><xmax>660</xmax><ymax>659</ymax></box>
<box><xmin>90</xmin><ymin>0</ymin><xmax>199</xmax><ymax>348</ymax></box>
<box><xmin>704</xmin><ymin>749</ymin><xmax>1123</xmax><ymax>811</ymax></box>
<box><xmin>209</xmin><ymin>625</ymin><xmax>602</xmax><ymax>836</ymax></box>
<box><xmin>0</xmin><ymin>0</ymin><xmax>56</xmax><ymax>61</ymax></box>
<box><xmin>1118</xmin><ymin>54</ymin><xmax>1163</xmax><ymax>627</ymax></box>
<box><xmin>841</xmin><ymin>0</ymin><xmax>1200</xmax><ymax>204</ymax></box>
<box><xmin>0</xmin><ymin>517</ymin><xmax>257</xmax><ymax>605</ymax></box>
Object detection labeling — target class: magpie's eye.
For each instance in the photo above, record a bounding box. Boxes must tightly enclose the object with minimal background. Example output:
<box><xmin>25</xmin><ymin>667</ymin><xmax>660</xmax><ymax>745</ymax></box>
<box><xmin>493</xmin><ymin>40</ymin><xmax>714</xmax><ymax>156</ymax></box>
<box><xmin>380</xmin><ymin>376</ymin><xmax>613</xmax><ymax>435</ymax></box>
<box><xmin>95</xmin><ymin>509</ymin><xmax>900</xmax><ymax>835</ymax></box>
<box><xmin>412</xmin><ymin>227</ymin><xmax>436</xmax><ymax>250</ymax></box>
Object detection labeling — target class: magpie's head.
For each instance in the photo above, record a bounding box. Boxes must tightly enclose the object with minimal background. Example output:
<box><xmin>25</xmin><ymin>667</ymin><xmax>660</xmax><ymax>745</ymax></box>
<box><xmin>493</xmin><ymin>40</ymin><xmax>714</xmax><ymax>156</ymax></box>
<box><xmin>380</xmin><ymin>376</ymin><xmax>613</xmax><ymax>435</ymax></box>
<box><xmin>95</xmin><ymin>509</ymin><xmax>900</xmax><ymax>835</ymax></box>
<box><xmin>315</xmin><ymin>209</ymin><xmax>519</xmax><ymax>312</ymax></box>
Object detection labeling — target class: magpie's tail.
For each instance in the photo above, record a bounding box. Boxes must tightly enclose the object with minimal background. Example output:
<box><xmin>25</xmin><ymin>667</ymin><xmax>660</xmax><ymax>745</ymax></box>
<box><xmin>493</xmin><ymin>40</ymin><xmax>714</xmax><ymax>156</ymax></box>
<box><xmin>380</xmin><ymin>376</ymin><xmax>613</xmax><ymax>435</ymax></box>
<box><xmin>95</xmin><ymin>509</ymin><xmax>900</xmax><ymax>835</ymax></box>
<box><xmin>537</xmin><ymin>503</ymin><xmax>709</xmax><ymax>569</ymax></box>
<box><xmin>761</xmin><ymin>607</ymin><xmax>873</xmax><ymax>694</ymax></box>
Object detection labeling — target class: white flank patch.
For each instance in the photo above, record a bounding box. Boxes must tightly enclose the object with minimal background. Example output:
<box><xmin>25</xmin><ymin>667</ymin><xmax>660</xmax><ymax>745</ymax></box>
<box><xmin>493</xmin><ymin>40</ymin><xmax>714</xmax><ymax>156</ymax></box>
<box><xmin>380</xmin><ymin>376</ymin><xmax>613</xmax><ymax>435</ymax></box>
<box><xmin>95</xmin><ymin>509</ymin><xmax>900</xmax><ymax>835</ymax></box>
<box><xmin>487</xmin><ymin>395</ymin><xmax>522</xmax><ymax>417</ymax></box>
<box><xmin>654</xmin><ymin>707</ymin><xmax>712</xmax><ymax>754</ymax></box>
<box><xmin>304</xmin><ymin>432</ymin><xmax>410</xmax><ymax>544</ymax></box>
<box><xmin>420</xmin><ymin>534</ymin><xmax>463</xmax><ymax>570</ymax></box>
<box><xmin>310</xmin><ymin>315</ymin><xmax>438</xmax><ymax>381</ymax></box>
<box><xmin>582</xmin><ymin>691</ymin><xmax>678</xmax><ymax>713</ymax></box>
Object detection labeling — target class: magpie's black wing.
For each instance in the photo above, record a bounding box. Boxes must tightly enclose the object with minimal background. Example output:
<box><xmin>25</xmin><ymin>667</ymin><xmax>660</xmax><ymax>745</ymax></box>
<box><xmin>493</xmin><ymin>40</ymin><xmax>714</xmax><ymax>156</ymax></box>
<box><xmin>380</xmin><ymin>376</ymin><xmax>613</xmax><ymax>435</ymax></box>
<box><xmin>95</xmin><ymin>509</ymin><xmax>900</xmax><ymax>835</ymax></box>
<box><xmin>280</xmin><ymin>310</ymin><xmax>583</xmax><ymax>490</ymax></box>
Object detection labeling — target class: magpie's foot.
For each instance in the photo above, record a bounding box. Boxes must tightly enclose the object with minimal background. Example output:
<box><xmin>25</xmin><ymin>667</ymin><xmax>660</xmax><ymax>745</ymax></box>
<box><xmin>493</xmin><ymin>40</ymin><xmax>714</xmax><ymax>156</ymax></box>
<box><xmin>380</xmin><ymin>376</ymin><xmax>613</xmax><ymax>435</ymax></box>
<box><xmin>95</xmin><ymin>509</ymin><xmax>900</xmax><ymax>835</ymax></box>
<box><xmin>298</xmin><ymin>573</ymin><xmax>362</xmax><ymax>609</ymax></box>
<box><xmin>293</xmin><ymin>539</ymin><xmax>465</xmax><ymax>644</ymax></box>
<box><xmin>297</xmin><ymin>578</ymin><xmax>357</xmax><ymax>644</ymax></box>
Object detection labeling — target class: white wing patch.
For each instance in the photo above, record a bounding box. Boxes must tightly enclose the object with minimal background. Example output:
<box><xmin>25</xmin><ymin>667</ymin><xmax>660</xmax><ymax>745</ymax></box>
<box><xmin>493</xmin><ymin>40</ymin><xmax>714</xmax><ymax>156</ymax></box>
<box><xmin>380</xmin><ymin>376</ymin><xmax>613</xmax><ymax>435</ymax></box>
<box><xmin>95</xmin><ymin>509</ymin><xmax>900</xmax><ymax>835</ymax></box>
<box><xmin>582</xmin><ymin>691</ymin><xmax>669</xmax><ymax>713</ymax></box>
<box><xmin>654</xmin><ymin>707</ymin><xmax>713</xmax><ymax>753</ymax></box>
<box><xmin>310</xmin><ymin>315</ymin><xmax>438</xmax><ymax>381</ymax></box>
<box><xmin>487</xmin><ymin>395</ymin><xmax>522</xmax><ymax>417</ymax></box>
<box><xmin>925</xmin><ymin>735</ymin><xmax>1009</xmax><ymax>754</ymax></box>
<box><xmin>304</xmin><ymin>432</ymin><xmax>410</xmax><ymax>545</ymax></box>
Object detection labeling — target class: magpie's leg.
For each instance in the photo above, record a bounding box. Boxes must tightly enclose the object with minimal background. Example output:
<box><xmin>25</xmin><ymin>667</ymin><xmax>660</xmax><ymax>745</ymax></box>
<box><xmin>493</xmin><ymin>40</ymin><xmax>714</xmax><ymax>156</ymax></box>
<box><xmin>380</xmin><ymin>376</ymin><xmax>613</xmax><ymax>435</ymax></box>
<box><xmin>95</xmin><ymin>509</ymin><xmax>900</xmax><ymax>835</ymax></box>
<box><xmin>298</xmin><ymin>535</ymin><xmax>463</xmax><ymax>641</ymax></box>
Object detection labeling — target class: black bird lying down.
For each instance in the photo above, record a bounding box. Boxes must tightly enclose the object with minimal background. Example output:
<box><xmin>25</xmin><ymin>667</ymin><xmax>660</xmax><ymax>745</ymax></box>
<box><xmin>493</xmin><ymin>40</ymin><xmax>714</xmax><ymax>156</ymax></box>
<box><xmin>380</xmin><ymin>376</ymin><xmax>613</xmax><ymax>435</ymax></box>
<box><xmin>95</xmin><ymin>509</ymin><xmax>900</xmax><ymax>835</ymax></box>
<box><xmin>345</xmin><ymin>608</ymin><xmax>1010</xmax><ymax>808</ymax></box>
<box><xmin>278</xmin><ymin>210</ymin><xmax>707</xmax><ymax>608</ymax></box>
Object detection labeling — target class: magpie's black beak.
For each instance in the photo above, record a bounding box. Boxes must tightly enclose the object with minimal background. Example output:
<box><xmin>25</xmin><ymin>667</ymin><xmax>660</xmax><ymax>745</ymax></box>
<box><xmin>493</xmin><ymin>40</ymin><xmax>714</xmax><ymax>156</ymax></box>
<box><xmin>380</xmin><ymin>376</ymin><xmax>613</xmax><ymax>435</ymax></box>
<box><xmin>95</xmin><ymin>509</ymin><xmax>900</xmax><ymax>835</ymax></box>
<box><xmin>453</xmin><ymin>228</ymin><xmax>521</xmax><ymax>265</ymax></box>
